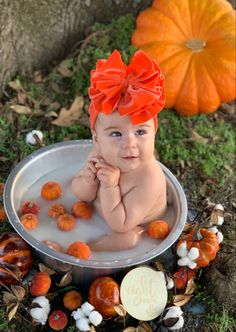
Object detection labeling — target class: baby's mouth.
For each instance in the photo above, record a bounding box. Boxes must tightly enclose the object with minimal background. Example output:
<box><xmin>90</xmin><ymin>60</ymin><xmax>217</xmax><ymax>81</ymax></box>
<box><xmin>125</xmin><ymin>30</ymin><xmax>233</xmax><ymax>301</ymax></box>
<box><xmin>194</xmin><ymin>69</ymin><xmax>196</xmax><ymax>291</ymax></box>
<box><xmin>123</xmin><ymin>156</ymin><xmax>138</xmax><ymax>160</ymax></box>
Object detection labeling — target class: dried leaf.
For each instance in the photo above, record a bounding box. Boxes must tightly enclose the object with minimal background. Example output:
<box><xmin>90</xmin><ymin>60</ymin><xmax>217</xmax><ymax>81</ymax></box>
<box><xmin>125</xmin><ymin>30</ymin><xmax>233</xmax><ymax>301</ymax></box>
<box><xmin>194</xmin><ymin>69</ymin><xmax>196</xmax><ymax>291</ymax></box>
<box><xmin>7</xmin><ymin>302</ymin><xmax>19</xmax><ymax>322</ymax></box>
<box><xmin>153</xmin><ymin>261</ymin><xmax>165</xmax><ymax>272</ymax></box>
<box><xmin>10</xmin><ymin>285</ymin><xmax>25</xmax><ymax>301</ymax></box>
<box><xmin>3</xmin><ymin>291</ymin><xmax>17</xmax><ymax>306</ymax></box>
<box><xmin>185</xmin><ymin>278</ymin><xmax>196</xmax><ymax>295</ymax></box>
<box><xmin>189</xmin><ymin>128</ymin><xmax>209</xmax><ymax>144</ymax></box>
<box><xmin>137</xmin><ymin>322</ymin><xmax>153</xmax><ymax>332</ymax></box>
<box><xmin>56</xmin><ymin>271</ymin><xmax>72</xmax><ymax>287</ymax></box>
<box><xmin>2</xmin><ymin>264</ymin><xmax>21</xmax><ymax>282</ymax></box>
<box><xmin>123</xmin><ymin>328</ymin><xmax>136</xmax><ymax>332</ymax></box>
<box><xmin>89</xmin><ymin>326</ymin><xmax>96</xmax><ymax>332</ymax></box>
<box><xmin>46</xmin><ymin>292</ymin><xmax>58</xmax><ymax>301</ymax></box>
<box><xmin>0</xmin><ymin>183</ymin><xmax>5</xmax><ymax>197</ymax></box>
<box><xmin>173</xmin><ymin>294</ymin><xmax>192</xmax><ymax>306</ymax></box>
<box><xmin>10</xmin><ymin>104</ymin><xmax>32</xmax><ymax>115</ymax></box>
<box><xmin>52</xmin><ymin>96</ymin><xmax>84</xmax><ymax>127</ymax></box>
<box><xmin>163</xmin><ymin>317</ymin><xmax>179</xmax><ymax>328</ymax></box>
<box><xmin>114</xmin><ymin>304</ymin><xmax>126</xmax><ymax>317</ymax></box>
<box><xmin>8</xmin><ymin>79</ymin><xmax>24</xmax><ymax>92</ymax></box>
<box><xmin>57</xmin><ymin>60</ymin><xmax>73</xmax><ymax>77</ymax></box>
<box><xmin>38</xmin><ymin>263</ymin><xmax>56</xmax><ymax>275</ymax></box>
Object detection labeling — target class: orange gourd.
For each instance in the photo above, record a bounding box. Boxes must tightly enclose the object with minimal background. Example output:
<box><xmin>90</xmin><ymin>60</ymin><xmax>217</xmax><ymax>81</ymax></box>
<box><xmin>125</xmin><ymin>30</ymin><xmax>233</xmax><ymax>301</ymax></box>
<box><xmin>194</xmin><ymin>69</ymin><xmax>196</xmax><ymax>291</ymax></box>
<box><xmin>132</xmin><ymin>0</ymin><xmax>236</xmax><ymax>115</ymax></box>
<box><xmin>177</xmin><ymin>228</ymin><xmax>220</xmax><ymax>268</ymax></box>
<box><xmin>41</xmin><ymin>181</ymin><xmax>62</xmax><ymax>200</ymax></box>
<box><xmin>30</xmin><ymin>271</ymin><xmax>51</xmax><ymax>296</ymax></box>
<box><xmin>72</xmin><ymin>201</ymin><xmax>93</xmax><ymax>219</ymax></box>
<box><xmin>57</xmin><ymin>214</ymin><xmax>75</xmax><ymax>231</ymax></box>
<box><xmin>147</xmin><ymin>220</ymin><xmax>169</xmax><ymax>239</ymax></box>
<box><xmin>63</xmin><ymin>290</ymin><xmax>82</xmax><ymax>310</ymax></box>
<box><xmin>20</xmin><ymin>213</ymin><xmax>39</xmax><ymax>230</ymax></box>
<box><xmin>67</xmin><ymin>242</ymin><xmax>91</xmax><ymax>260</ymax></box>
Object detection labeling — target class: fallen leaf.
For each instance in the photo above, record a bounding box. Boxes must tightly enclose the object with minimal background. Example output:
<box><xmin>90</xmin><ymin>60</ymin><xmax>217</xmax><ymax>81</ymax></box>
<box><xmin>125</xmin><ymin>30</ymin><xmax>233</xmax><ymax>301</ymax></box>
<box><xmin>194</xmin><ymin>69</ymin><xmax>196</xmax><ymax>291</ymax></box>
<box><xmin>10</xmin><ymin>285</ymin><xmax>25</xmax><ymax>301</ymax></box>
<box><xmin>114</xmin><ymin>304</ymin><xmax>126</xmax><ymax>317</ymax></box>
<box><xmin>0</xmin><ymin>183</ymin><xmax>5</xmax><ymax>196</ymax></box>
<box><xmin>3</xmin><ymin>291</ymin><xmax>17</xmax><ymax>306</ymax></box>
<box><xmin>38</xmin><ymin>263</ymin><xmax>56</xmax><ymax>275</ymax></box>
<box><xmin>153</xmin><ymin>261</ymin><xmax>165</xmax><ymax>272</ymax></box>
<box><xmin>52</xmin><ymin>96</ymin><xmax>84</xmax><ymax>127</ymax></box>
<box><xmin>57</xmin><ymin>59</ymin><xmax>73</xmax><ymax>78</ymax></box>
<box><xmin>185</xmin><ymin>278</ymin><xmax>196</xmax><ymax>295</ymax></box>
<box><xmin>8</xmin><ymin>79</ymin><xmax>24</xmax><ymax>92</ymax></box>
<box><xmin>56</xmin><ymin>271</ymin><xmax>73</xmax><ymax>287</ymax></box>
<box><xmin>123</xmin><ymin>327</ymin><xmax>136</xmax><ymax>332</ymax></box>
<box><xmin>173</xmin><ymin>294</ymin><xmax>192</xmax><ymax>306</ymax></box>
<box><xmin>163</xmin><ymin>317</ymin><xmax>179</xmax><ymax>328</ymax></box>
<box><xmin>10</xmin><ymin>104</ymin><xmax>32</xmax><ymax>115</ymax></box>
<box><xmin>189</xmin><ymin>128</ymin><xmax>209</xmax><ymax>144</ymax></box>
<box><xmin>137</xmin><ymin>322</ymin><xmax>153</xmax><ymax>332</ymax></box>
<box><xmin>7</xmin><ymin>302</ymin><xmax>19</xmax><ymax>322</ymax></box>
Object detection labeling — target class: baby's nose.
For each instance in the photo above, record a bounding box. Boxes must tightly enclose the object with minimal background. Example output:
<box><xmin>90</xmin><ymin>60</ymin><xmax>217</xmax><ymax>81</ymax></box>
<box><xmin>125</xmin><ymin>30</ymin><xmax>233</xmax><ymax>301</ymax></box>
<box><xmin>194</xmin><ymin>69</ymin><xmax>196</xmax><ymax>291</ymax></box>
<box><xmin>122</xmin><ymin>134</ymin><xmax>137</xmax><ymax>149</ymax></box>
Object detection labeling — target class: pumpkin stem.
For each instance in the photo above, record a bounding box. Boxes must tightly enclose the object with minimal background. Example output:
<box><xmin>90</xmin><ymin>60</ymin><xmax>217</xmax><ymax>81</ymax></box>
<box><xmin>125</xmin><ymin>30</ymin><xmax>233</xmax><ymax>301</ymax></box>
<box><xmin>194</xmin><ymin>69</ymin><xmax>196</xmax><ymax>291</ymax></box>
<box><xmin>192</xmin><ymin>228</ymin><xmax>203</xmax><ymax>241</ymax></box>
<box><xmin>185</xmin><ymin>39</ymin><xmax>206</xmax><ymax>52</ymax></box>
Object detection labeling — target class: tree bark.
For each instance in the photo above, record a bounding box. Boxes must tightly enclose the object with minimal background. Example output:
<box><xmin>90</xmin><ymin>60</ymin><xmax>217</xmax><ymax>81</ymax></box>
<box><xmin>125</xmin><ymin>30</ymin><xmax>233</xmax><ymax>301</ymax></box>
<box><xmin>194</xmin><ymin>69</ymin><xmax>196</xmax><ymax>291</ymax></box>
<box><xmin>0</xmin><ymin>0</ymin><xmax>151</xmax><ymax>95</ymax></box>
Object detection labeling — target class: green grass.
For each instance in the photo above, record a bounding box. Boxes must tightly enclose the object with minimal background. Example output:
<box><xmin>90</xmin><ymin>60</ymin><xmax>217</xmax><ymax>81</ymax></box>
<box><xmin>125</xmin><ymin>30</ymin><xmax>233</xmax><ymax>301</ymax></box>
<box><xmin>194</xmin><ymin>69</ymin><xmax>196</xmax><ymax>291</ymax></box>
<box><xmin>207</xmin><ymin>308</ymin><xmax>236</xmax><ymax>332</ymax></box>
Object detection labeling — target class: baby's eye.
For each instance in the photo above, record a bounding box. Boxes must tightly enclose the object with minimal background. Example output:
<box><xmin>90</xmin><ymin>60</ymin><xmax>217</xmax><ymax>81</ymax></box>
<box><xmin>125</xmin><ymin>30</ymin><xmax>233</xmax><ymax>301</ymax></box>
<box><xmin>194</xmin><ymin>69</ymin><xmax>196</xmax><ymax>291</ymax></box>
<box><xmin>110</xmin><ymin>131</ymin><xmax>122</xmax><ymax>137</ymax></box>
<box><xmin>136</xmin><ymin>129</ymin><xmax>146</xmax><ymax>136</ymax></box>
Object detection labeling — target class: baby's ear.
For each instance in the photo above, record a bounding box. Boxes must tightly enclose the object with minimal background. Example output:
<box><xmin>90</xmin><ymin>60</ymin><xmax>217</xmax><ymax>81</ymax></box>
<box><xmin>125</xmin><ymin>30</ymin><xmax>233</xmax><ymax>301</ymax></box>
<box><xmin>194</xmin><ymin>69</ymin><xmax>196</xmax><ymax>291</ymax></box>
<box><xmin>92</xmin><ymin>130</ymin><xmax>98</xmax><ymax>145</ymax></box>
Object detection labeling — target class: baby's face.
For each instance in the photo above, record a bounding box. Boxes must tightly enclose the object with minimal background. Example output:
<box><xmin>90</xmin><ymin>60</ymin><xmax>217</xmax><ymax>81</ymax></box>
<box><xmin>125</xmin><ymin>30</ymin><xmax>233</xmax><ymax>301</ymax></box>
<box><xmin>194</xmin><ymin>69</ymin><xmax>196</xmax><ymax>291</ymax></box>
<box><xmin>93</xmin><ymin>111</ymin><xmax>156</xmax><ymax>173</ymax></box>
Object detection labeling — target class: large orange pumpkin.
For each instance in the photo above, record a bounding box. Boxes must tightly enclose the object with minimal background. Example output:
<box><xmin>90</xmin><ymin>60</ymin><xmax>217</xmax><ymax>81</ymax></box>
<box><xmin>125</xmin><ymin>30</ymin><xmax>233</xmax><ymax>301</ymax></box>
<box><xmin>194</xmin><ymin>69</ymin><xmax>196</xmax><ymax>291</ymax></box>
<box><xmin>132</xmin><ymin>0</ymin><xmax>236</xmax><ymax>115</ymax></box>
<box><xmin>177</xmin><ymin>228</ymin><xmax>219</xmax><ymax>268</ymax></box>
<box><xmin>0</xmin><ymin>232</ymin><xmax>33</xmax><ymax>285</ymax></box>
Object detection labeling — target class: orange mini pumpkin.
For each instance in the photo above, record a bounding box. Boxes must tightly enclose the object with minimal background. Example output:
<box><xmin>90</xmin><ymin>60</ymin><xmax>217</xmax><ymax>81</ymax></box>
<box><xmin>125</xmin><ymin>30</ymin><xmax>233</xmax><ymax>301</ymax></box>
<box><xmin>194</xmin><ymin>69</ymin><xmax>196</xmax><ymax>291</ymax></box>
<box><xmin>48</xmin><ymin>310</ymin><xmax>68</xmax><ymax>331</ymax></box>
<box><xmin>67</xmin><ymin>242</ymin><xmax>91</xmax><ymax>260</ymax></box>
<box><xmin>177</xmin><ymin>228</ymin><xmax>220</xmax><ymax>268</ymax></box>
<box><xmin>57</xmin><ymin>214</ymin><xmax>75</xmax><ymax>231</ymax></box>
<box><xmin>147</xmin><ymin>220</ymin><xmax>169</xmax><ymax>239</ymax></box>
<box><xmin>132</xmin><ymin>0</ymin><xmax>236</xmax><ymax>115</ymax></box>
<box><xmin>72</xmin><ymin>201</ymin><xmax>93</xmax><ymax>219</ymax></box>
<box><xmin>88</xmin><ymin>276</ymin><xmax>120</xmax><ymax>319</ymax></box>
<box><xmin>63</xmin><ymin>290</ymin><xmax>82</xmax><ymax>310</ymax></box>
<box><xmin>42</xmin><ymin>240</ymin><xmax>64</xmax><ymax>252</ymax></box>
<box><xmin>20</xmin><ymin>213</ymin><xmax>39</xmax><ymax>230</ymax></box>
<box><xmin>30</xmin><ymin>271</ymin><xmax>51</xmax><ymax>296</ymax></box>
<box><xmin>41</xmin><ymin>181</ymin><xmax>62</xmax><ymax>200</ymax></box>
<box><xmin>0</xmin><ymin>232</ymin><xmax>33</xmax><ymax>285</ymax></box>
<box><xmin>0</xmin><ymin>203</ymin><xmax>7</xmax><ymax>221</ymax></box>
<box><xmin>48</xmin><ymin>203</ymin><xmax>66</xmax><ymax>218</ymax></box>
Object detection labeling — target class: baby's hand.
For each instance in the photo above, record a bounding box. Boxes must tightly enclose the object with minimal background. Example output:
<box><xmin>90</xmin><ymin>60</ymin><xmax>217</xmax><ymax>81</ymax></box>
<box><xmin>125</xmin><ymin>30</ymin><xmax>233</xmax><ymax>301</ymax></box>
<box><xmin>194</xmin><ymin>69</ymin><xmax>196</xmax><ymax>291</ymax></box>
<box><xmin>96</xmin><ymin>160</ymin><xmax>120</xmax><ymax>188</ymax></box>
<box><xmin>83</xmin><ymin>155</ymin><xmax>100</xmax><ymax>184</ymax></box>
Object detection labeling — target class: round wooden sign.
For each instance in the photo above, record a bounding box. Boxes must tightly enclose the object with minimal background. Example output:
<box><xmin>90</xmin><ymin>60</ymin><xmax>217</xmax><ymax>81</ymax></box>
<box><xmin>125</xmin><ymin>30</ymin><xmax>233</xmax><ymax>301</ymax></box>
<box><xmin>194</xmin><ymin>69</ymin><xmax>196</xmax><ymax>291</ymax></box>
<box><xmin>120</xmin><ymin>266</ymin><xmax>167</xmax><ymax>321</ymax></box>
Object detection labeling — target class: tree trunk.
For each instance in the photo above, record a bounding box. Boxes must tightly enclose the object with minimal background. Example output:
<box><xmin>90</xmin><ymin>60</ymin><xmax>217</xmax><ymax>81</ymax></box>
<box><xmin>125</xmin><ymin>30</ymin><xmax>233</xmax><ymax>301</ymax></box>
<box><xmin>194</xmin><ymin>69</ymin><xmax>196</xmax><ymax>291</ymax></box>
<box><xmin>0</xmin><ymin>0</ymin><xmax>151</xmax><ymax>95</ymax></box>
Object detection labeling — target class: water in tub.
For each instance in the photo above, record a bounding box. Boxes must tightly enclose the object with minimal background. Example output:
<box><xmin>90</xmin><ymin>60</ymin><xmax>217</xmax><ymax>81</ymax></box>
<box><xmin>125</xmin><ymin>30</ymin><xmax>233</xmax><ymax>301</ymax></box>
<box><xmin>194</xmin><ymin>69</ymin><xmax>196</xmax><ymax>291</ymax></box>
<box><xmin>17</xmin><ymin>163</ymin><xmax>176</xmax><ymax>262</ymax></box>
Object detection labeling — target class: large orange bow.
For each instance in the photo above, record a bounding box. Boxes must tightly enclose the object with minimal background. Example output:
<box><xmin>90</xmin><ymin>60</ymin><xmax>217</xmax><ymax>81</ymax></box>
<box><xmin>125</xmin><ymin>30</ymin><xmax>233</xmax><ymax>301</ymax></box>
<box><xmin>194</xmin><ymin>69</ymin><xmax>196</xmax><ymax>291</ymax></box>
<box><xmin>88</xmin><ymin>49</ymin><xmax>165</xmax><ymax>130</ymax></box>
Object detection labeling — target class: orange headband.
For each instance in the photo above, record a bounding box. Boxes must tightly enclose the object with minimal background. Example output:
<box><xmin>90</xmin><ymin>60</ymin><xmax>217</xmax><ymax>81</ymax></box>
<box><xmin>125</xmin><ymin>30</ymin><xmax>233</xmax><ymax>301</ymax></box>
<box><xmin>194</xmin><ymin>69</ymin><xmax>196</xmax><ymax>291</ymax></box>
<box><xmin>88</xmin><ymin>49</ymin><xmax>165</xmax><ymax>130</ymax></box>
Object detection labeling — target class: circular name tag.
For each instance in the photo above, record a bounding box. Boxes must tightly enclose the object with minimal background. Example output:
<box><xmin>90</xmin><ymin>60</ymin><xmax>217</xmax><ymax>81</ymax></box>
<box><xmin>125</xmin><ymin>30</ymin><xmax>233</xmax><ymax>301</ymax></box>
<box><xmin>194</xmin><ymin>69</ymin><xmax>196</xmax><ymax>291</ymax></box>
<box><xmin>120</xmin><ymin>266</ymin><xmax>167</xmax><ymax>321</ymax></box>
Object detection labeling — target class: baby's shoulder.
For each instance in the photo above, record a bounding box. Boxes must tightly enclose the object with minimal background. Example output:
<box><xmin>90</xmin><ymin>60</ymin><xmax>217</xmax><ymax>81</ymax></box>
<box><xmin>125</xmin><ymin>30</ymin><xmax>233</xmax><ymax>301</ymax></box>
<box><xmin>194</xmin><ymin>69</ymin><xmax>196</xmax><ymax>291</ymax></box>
<box><xmin>140</xmin><ymin>162</ymin><xmax>166</xmax><ymax>189</ymax></box>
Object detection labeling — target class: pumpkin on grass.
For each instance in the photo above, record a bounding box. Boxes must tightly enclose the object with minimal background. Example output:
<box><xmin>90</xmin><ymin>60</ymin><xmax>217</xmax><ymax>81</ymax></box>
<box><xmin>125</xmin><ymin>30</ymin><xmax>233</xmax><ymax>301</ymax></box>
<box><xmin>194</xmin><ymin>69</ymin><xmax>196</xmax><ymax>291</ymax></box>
<box><xmin>177</xmin><ymin>228</ymin><xmax>219</xmax><ymax>268</ymax></box>
<box><xmin>132</xmin><ymin>0</ymin><xmax>236</xmax><ymax>115</ymax></box>
<box><xmin>0</xmin><ymin>232</ymin><xmax>33</xmax><ymax>285</ymax></box>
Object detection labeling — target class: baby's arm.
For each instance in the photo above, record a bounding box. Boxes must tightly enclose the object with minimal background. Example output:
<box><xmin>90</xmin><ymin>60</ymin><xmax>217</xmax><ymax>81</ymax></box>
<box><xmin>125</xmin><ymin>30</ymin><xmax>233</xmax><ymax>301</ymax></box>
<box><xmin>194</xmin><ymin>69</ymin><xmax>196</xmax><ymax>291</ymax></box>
<box><xmin>97</xmin><ymin>161</ymin><xmax>166</xmax><ymax>232</ymax></box>
<box><xmin>71</xmin><ymin>148</ymin><xmax>100</xmax><ymax>202</ymax></box>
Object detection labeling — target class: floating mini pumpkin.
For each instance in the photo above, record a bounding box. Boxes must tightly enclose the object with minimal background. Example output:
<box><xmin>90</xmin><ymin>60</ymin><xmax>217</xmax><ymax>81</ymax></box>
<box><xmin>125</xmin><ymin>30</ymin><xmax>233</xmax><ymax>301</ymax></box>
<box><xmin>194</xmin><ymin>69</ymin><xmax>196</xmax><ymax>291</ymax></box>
<box><xmin>57</xmin><ymin>214</ymin><xmax>75</xmax><ymax>231</ymax></box>
<box><xmin>20</xmin><ymin>213</ymin><xmax>39</xmax><ymax>230</ymax></box>
<box><xmin>147</xmin><ymin>220</ymin><xmax>169</xmax><ymax>239</ymax></box>
<box><xmin>48</xmin><ymin>203</ymin><xmax>66</xmax><ymax>219</ymax></box>
<box><xmin>41</xmin><ymin>181</ymin><xmax>62</xmax><ymax>200</ymax></box>
<box><xmin>0</xmin><ymin>232</ymin><xmax>33</xmax><ymax>285</ymax></box>
<box><xmin>67</xmin><ymin>242</ymin><xmax>91</xmax><ymax>260</ymax></box>
<box><xmin>132</xmin><ymin>0</ymin><xmax>236</xmax><ymax>115</ymax></box>
<box><xmin>177</xmin><ymin>228</ymin><xmax>219</xmax><ymax>268</ymax></box>
<box><xmin>72</xmin><ymin>201</ymin><xmax>93</xmax><ymax>219</ymax></box>
<box><xmin>89</xmin><ymin>276</ymin><xmax>120</xmax><ymax>319</ymax></box>
<box><xmin>21</xmin><ymin>201</ymin><xmax>40</xmax><ymax>215</ymax></box>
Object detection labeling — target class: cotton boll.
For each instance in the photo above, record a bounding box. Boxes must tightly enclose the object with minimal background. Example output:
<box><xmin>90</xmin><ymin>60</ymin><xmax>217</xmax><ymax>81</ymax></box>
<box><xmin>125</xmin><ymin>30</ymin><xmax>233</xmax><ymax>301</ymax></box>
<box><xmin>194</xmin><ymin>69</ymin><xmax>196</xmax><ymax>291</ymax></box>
<box><xmin>217</xmin><ymin>231</ymin><xmax>224</xmax><ymax>244</ymax></box>
<box><xmin>177</xmin><ymin>256</ymin><xmax>191</xmax><ymax>267</ymax></box>
<box><xmin>166</xmin><ymin>275</ymin><xmax>174</xmax><ymax>290</ymax></box>
<box><xmin>75</xmin><ymin>317</ymin><xmax>90</xmax><ymax>331</ymax></box>
<box><xmin>26</xmin><ymin>130</ymin><xmax>43</xmax><ymax>145</ymax></box>
<box><xmin>81</xmin><ymin>302</ymin><xmax>94</xmax><ymax>316</ymax></box>
<box><xmin>214</xmin><ymin>204</ymin><xmax>224</xmax><ymax>212</ymax></box>
<box><xmin>188</xmin><ymin>247</ymin><xmax>199</xmax><ymax>261</ymax></box>
<box><xmin>163</xmin><ymin>306</ymin><xmax>184</xmax><ymax>331</ymax></box>
<box><xmin>89</xmin><ymin>310</ymin><xmax>103</xmax><ymax>326</ymax></box>
<box><xmin>168</xmin><ymin>315</ymin><xmax>184</xmax><ymax>330</ymax></box>
<box><xmin>217</xmin><ymin>216</ymin><xmax>224</xmax><ymax>225</ymax></box>
<box><xmin>30</xmin><ymin>307</ymin><xmax>48</xmax><ymax>325</ymax></box>
<box><xmin>208</xmin><ymin>226</ymin><xmax>218</xmax><ymax>234</ymax></box>
<box><xmin>188</xmin><ymin>260</ymin><xmax>197</xmax><ymax>269</ymax></box>
<box><xmin>176</xmin><ymin>241</ymin><xmax>188</xmax><ymax>258</ymax></box>
<box><xmin>71</xmin><ymin>308</ymin><xmax>85</xmax><ymax>320</ymax></box>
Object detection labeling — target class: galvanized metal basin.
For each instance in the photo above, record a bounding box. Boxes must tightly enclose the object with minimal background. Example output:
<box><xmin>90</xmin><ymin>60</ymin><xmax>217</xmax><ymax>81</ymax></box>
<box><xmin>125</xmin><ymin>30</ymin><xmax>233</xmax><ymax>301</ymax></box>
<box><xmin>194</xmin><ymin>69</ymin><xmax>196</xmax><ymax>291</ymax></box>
<box><xmin>4</xmin><ymin>140</ymin><xmax>187</xmax><ymax>285</ymax></box>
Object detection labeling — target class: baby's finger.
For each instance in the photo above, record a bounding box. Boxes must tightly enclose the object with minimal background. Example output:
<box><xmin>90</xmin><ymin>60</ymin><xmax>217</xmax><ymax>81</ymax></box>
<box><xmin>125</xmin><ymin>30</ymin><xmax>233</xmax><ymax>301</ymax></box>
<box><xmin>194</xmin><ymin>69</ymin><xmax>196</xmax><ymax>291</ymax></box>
<box><xmin>97</xmin><ymin>161</ymin><xmax>117</xmax><ymax>171</ymax></box>
<box><xmin>88</xmin><ymin>161</ymin><xmax>97</xmax><ymax>173</ymax></box>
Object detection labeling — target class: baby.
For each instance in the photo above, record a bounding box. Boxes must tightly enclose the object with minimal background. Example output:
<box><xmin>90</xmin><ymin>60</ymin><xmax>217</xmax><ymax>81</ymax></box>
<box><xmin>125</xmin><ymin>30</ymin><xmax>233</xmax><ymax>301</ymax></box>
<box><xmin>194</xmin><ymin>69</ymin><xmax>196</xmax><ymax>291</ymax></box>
<box><xmin>72</xmin><ymin>50</ymin><xmax>167</xmax><ymax>251</ymax></box>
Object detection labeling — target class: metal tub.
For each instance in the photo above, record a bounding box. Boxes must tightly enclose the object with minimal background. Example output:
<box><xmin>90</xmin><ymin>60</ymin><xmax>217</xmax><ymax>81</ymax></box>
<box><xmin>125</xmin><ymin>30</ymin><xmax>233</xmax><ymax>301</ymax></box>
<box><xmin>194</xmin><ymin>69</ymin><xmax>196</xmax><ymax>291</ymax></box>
<box><xmin>4</xmin><ymin>140</ymin><xmax>187</xmax><ymax>285</ymax></box>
